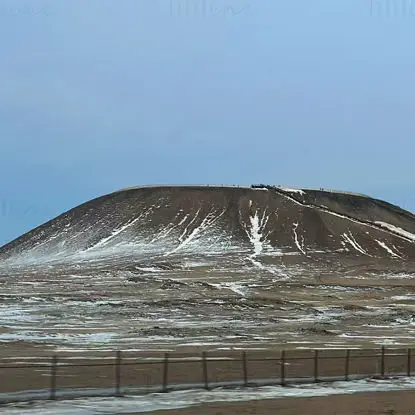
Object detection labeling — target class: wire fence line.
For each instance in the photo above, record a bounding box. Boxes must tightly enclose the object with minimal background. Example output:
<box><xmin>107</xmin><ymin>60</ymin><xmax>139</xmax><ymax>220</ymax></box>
<box><xmin>0</xmin><ymin>347</ymin><xmax>413</xmax><ymax>403</ymax></box>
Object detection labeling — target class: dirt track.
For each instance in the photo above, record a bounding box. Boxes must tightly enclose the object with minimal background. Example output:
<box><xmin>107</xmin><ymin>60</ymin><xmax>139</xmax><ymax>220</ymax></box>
<box><xmin>136</xmin><ymin>390</ymin><xmax>415</xmax><ymax>415</ymax></box>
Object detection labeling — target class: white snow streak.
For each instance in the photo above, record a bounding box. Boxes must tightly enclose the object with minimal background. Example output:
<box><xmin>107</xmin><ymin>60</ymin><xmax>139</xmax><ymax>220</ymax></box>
<box><xmin>342</xmin><ymin>232</ymin><xmax>369</xmax><ymax>256</ymax></box>
<box><xmin>248</xmin><ymin>211</ymin><xmax>264</xmax><ymax>256</ymax></box>
<box><xmin>243</xmin><ymin>205</ymin><xmax>273</xmax><ymax>267</ymax></box>
<box><xmin>148</xmin><ymin>214</ymin><xmax>189</xmax><ymax>244</ymax></box>
<box><xmin>166</xmin><ymin>209</ymin><xmax>225</xmax><ymax>255</ymax></box>
<box><xmin>375</xmin><ymin>240</ymin><xmax>402</xmax><ymax>258</ymax></box>
<box><xmin>375</xmin><ymin>222</ymin><xmax>415</xmax><ymax>242</ymax></box>
<box><xmin>292</xmin><ymin>223</ymin><xmax>306</xmax><ymax>255</ymax></box>
<box><xmin>84</xmin><ymin>211</ymin><xmax>151</xmax><ymax>252</ymax></box>
<box><xmin>280</xmin><ymin>187</ymin><xmax>305</xmax><ymax>195</ymax></box>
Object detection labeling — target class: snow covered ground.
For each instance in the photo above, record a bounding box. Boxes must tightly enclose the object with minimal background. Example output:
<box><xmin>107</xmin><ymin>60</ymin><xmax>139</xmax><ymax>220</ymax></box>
<box><xmin>3</xmin><ymin>377</ymin><xmax>415</xmax><ymax>414</ymax></box>
<box><xmin>0</xmin><ymin>265</ymin><xmax>414</xmax><ymax>351</ymax></box>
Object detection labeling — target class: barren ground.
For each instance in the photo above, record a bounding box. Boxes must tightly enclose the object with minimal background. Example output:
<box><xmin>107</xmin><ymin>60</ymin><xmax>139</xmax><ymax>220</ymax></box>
<box><xmin>137</xmin><ymin>390</ymin><xmax>415</xmax><ymax>415</ymax></box>
<box><xmin>1</xmin><ymin>266</ymin><xmax>415</xmax><ymax>355</ymax></box>
<box><xmin>0</xmin><ymin>186</ymin><xmax>414</xmax><ymax>411</ymax></box>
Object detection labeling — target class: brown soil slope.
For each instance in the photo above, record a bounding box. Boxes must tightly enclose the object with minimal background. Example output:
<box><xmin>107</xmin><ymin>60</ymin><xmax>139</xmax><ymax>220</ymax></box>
<box><xmin>0</xmin><ymin>186</ymin><xmax>414</xmax><ymax>270</ymax></box>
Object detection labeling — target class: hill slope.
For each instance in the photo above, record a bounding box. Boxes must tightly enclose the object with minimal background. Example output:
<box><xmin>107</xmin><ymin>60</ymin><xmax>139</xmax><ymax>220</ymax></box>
<box><xmin>0</xmin><ymin>185</ymin><xmax>414</xmax><ymax>271</ymax></box>
<box><xmin>0</xmin><ymin>185</ymin><xmax>415</xmax><ymax>351</ymax></box>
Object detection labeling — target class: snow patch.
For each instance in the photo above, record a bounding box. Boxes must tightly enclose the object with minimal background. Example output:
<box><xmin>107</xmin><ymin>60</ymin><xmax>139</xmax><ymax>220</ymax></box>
<box><xmin>342</xmin><ymin>232</ymin><xmax>369</xmax><ymax>256</ymax></box>
<box><xmin>292</xmin><ymin>223</ymin><xmax>306</xmax><ymax>255</ymax></box>
<box><xmin>248</xmin><ymin>210</ymin><xmax>266</xmax><ymax>256</ymax></box>
<box><xmin>375</xmin><ymin>240</ymin><xmax>402</xmax><ymax>258</ymax></box>
<box><xmin>5</xmin><ymin>378</ymin><xmax>415</xmax><ymax>414</ymax></box>
<box><xmin>84</xmin><ymin>211</ymin><xmax>150</xmax><ymax>251</ymax></box>
<box><xmin>280</xmin><ymin>187</ymin><xmax>305</xmax><ymax>195</ymax></box>
<box><xmin>375</xmin><ymin>222</ymin><xmax>415</xmax><ymax>242</ymax></box>
<box><xmin>210</xmin><ymin>282</ymin><xmax>247</xmax><ymax>296</ymax></box>
<box><xmin>241</xmin><ymin>205</ymin><xmax>274</xmax><ymax>268</ymax></box>
<box><xmin>165</xmin><ymin>209</ymin><xmax>226</xmax><ymax>255</ymax></box>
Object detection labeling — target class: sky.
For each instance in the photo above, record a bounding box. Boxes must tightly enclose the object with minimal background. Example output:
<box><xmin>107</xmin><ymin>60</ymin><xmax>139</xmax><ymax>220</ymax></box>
<box><xmin>1</xmin><ymin>0</ymin><xmax>415</xmax><ymax>245</ymax></box>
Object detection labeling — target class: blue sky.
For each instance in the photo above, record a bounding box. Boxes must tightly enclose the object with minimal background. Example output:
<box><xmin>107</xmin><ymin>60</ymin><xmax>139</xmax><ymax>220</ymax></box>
<box><xmin>1</xmin><ymin>0</ymin><xmax>414</xmax><ymax>245</ymax></box>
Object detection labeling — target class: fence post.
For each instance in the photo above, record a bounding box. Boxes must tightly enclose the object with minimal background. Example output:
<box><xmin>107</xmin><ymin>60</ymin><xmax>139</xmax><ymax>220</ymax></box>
<box><xmin>408</xmin><ymin>348</ymin><xmax>412</xmax><ymax>377</ymax></box>
<box><xmin>280</xmin><ymin>350</ymin><xmax>286</xmax><ymax>386</ymax></box>
<box><xmin>50</xmin><ymin>355</ymin><xmax>58</xmax><ymax>400</ymax></box>
<box><xmin>162</xmin><ymin>353</ymin><xmax>169</xmax><ymax>392</ymax></box>
<box><xmin>381</xmin><ymin>346</ymin><xmax>385</xmax><ymax>377</ymax></box>
<box><xmin>345</xmin><ymin>349</ymin><xmax>350</xmax><ymax>381</ymax></box>
<box><xmin>242</xmin><ymin>351</ymin><xmax>248</xmax><ymax>387</ymax></box>
<box><xmin>115</xmin><ymin>350</ymin><xmax>121</xmax><ymax>397</ymax></box>
<box><xmin>144</xmin><ymin>374</ymin><xmax>151</xmax><ymax>393</ymax></box>
<box><xmin>314</xmin><ymin>350</ymin><xmax>319</xmax><ymax>382</ymax></box>
<box><xmin>202</xmin><ymin>352</ymin><xmax>209</xmax><ymax>390</ymax></box>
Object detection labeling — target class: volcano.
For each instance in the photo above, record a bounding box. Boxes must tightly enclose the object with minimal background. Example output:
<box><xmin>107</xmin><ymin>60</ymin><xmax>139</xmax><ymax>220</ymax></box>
<box><xmin>1</xmin><ymin>185</ymin><xmax>415</xmax><ymax>351</ymax></box>
<box><xmin>0</xmin><ymin>185</ymin><xmax>414</xmax><ymax>272</ymax></box>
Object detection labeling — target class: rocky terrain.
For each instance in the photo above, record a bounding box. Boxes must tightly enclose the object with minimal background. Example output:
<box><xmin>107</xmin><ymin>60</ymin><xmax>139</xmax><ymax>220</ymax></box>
<box><xmin>0</xmin><ymin>185</ymin><xmax>414</xmax><ymax>352</ymax></box>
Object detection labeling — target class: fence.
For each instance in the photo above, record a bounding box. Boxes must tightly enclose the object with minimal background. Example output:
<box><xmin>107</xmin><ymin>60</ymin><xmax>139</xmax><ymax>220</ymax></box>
<box><xmin>0</xmin><ymin>347</ymin><xmax>413</xmax><ymax>403</ymax></box>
